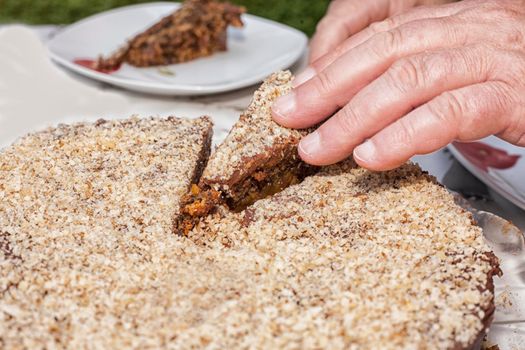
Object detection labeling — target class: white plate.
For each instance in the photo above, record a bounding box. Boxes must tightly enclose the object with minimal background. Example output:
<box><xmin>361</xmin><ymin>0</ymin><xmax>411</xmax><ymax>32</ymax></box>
<box><xmin>448</xmin><ymin>137</ymin><xmax>525</xmax><ymax>210</ymax></box>
<box><xmin>47</xmin><ymin>2</ymin><xmax>307</xmax><ymax>96</ymax></box>
<box><xmin>0</xmin><ymin>26</ymin><xmax>240</xmax><ymax>149</ymax></box>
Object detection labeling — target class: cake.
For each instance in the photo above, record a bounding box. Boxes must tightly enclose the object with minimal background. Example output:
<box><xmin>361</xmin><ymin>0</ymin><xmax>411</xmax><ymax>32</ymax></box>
<box><xmin>176</xmin><ymin>71</ymin><xmax>317</xmax><ymax>235</ymax></box>
<box><xmin>0</xmin><ymin>99</ymin><xmax>500</xmax><ymax>349</ymax></box>
<box><xmin>0</xmin><ymin>116</ymin><xmax>214</xmax><ymax>348</ymax></box>
<box><xmin>95</xmin><ymin>0</ymin><xmax>245</xmax><ymax>71</ymax></box>
<box><xmin>187</xmin><ymin>161</ymin><xmax>501</xmax><ymax>349</ymax></box>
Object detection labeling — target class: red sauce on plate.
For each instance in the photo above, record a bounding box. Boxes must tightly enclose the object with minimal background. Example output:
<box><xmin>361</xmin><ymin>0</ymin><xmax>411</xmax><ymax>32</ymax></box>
<box><xmin>453</xmin><ymin>141</ymin><xmax>521</xmax><ymax>172</ymax></box>
<box><xmin>73</xmin><ymin>59</ymin><xmax>121</xmax><ymax>74</ymax></box>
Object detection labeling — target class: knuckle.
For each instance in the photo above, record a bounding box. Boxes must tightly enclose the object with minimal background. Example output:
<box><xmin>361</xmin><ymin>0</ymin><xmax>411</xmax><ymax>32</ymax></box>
<box><xmin>464</xmin><ymin>45</ymin><xmax>492</xmax><ymax>77</ymax></box>
<box><xmin>486</xmin><ymin>82</ymin><xmax>520</xmax><ymax>140</ymax></box>
<box><xmin>379</xmin><ymin>29</ymin><xmax>404</xmax><ymax>53</ymax></box>
<box><xmin>431</xmin><ymin>53</ymin><xmax>455</xmax><ymax>81</ymax></box>
<box><xmin>368</xmin><ymin>22</ymin><xmax>383</xmax><ymax>35</ymax></box>
<box><xmin>426</xmin><ymin>16</ymin><xmax>461</xmax><ymax>46</ymax></box>
<box><xmin>313</xmin><ymin>71</ymin><xmax>338</xmax><ymax>97</ymax></box>
<box><xmin>420</xmin><ymin>50</ymin><xmax>464</xmax><ymax>82</ymax></box>
<box><xmin>367</xmin><ymin>30</ymin><xmax>402</xmax><ymax>59</ymax></box>
<box><xmin>434</xmin><ymin>51</ymin><xmax>457</xmax><ymax>71</ymax></box>
<box><xmin>488</xmin><ymin>82</ymin><xmax>514</xmax><ymax>114</ymax></box>
<box><xmin>369</xmin><ymin>17</ymin><xmax>397</xmax><ymax>34</ymax></box>
<box><xmin>388</xmin><ymin>57</ymin><xmax>426</xmax><ymax>92</ymax></box>
<box><xmin>430</xmin><ymin>91</ymin><xmax>465</xmax><ymax>125</ymax></box>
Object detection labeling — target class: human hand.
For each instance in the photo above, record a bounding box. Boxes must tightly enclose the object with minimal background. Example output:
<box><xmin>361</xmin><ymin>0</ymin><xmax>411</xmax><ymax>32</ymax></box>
<box><xmin>272</xmin><ymin>0</ymin><xmax>525</xmax><ymax>171</ymax></box>
<box><xmin>310</xmin><ymin>0</ymin><xmax>453</xmax><ymax>62</ymax></box>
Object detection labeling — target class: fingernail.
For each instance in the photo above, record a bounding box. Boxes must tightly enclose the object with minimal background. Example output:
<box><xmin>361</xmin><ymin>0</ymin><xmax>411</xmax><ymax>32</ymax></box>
<box><xmin>353</xmin><ymin>140</ymin><xmax>377</xmax><ymax>163</ymax></box>
<box><xmin>272</xmin><ymin>92</ymin><xmax>296</xmax><ymax>120</ymax></box>
<box><xmin>299</xmin><ymin>131</ymin><xmax>321</xmax><ymax>156</ymax></box>
<box><xmin>292</xmin><ymin>67</ymin><xmax>316</xmax><ymax>88</ymax></box>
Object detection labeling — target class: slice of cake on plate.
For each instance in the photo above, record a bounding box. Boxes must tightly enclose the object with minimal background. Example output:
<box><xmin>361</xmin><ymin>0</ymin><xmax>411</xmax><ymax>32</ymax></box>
<box><xmin>96</xmin><ymin>0</ymin><xmax>245</xmax><ymax>71</ymax></box>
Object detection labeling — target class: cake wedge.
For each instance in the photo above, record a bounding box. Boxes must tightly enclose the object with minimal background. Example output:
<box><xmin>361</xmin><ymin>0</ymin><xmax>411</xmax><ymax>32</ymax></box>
<box><xmin>176</xmin><ymin>70</ymin><xmax>317</xmax><ymax>235</ymax></box>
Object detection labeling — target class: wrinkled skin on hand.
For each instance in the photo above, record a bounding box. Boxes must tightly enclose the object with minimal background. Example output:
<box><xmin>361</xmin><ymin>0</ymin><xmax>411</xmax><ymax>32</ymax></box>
<box><xmin>310</xmin><ymin>0</ymin><xmax>454</xmax><ymax>62</ymax></box>
<box><xmin>272</xmin><ymin>0</ymin><xmax>525</xmax><ymax>171</ymax></box>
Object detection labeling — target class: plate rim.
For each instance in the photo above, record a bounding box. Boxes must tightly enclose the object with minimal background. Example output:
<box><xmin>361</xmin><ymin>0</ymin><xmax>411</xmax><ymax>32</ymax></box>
<box><xmin>447</xmin><ymin>140</ymin><xmax>525</xmax><ymax>211</ymax></box>
<box><xmin>46</xmin><ymin>1</ymin><xmax>308</xmax><ymax>95</ymax></box>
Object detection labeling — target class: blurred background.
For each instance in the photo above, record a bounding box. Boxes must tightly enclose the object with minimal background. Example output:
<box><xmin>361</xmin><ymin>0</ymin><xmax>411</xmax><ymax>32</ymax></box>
<box><xmin>0</xmin><ymin>0</ymin><xmax>330</xmax><ymax>36</ymax></box>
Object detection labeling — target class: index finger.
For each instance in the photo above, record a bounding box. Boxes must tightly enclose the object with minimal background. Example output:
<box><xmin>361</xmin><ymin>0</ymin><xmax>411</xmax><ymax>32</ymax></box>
<box><xmin>272</xmin><ymin>16</ymin><xmax>466</xmax><ymax>129</ymax></box>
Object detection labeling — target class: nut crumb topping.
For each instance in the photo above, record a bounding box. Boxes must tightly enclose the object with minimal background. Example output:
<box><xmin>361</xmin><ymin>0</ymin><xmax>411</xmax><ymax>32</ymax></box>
<box><xmin>202</xmin><ymin>70</ymin><xmax>307</xmax><ymax>190</ymax></box>
<box><xmin>191</xmin><ymin>160</ymin><xmax>500</xmax><ymax>350</ymax></box>
<box><xmin>0</xmin><ymin>117</ymin><xmax>498</xmax><ymax>349</ymax></box>
<box><xmin>0</xmin><ymin>116</ymin><xmax>214</xmax><ymax>349</ymax></box>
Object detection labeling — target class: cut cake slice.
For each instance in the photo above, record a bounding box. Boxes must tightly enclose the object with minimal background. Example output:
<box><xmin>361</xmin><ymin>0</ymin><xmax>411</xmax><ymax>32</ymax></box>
<box><xmin>176</xmin><ymin>70</ymin><xmax>317</xmax><ymax>235</ymax></box>
<box><xmin>96</xmin><ymin>0</ymin><xmax>244</xmax><ymax>71</ymax></box>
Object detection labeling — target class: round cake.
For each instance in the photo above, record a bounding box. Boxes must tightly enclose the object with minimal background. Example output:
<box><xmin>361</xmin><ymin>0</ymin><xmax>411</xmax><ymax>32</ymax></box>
<box><xmin>0</xmin><ymin>116</ymin><xmax>499</xmax><ymax>349</ymax></box>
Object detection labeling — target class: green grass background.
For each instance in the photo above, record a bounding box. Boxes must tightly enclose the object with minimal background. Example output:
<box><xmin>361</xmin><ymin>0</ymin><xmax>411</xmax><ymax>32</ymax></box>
<box><xmin>0</xmin><ymin>0</ymin><xmax>330</xmax><ymax>36</ymax></box>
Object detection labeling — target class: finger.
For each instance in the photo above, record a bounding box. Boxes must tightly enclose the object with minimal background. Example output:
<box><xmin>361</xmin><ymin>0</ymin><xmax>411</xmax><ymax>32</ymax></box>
<box><xmin>353</xmin><ymin>82</ymin><xmax>514</xmax><ymax>171</ymax></box>
<box><xmin>273</xmin><ymin>15</ymin><xmax>468</xmax><ymax>129</ymax></box>
<box><xmin>299</xmin><ymin>0</ymin><xmax>517</xmax><ymax>88</ymax></box>
<box><xmin>309</xmin><ymin>0</ymin><xmax>387</xmax><ymax>63</ymax></box>
<box><xmin>295</xmin><ymin>46</ymin><xmax>495</xmax><ymax>166</ymax></box>
<box><xmin>307</xmin><ymin>0</ymin><xmax>476</xmax><ymax>79</ymax></box>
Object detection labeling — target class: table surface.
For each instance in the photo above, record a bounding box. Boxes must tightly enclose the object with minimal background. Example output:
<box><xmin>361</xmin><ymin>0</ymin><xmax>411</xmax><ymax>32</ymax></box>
<box><xmin>5</xmin><ymin>24</ymin><xmax>525</xmax><ymax>231</ymax></box>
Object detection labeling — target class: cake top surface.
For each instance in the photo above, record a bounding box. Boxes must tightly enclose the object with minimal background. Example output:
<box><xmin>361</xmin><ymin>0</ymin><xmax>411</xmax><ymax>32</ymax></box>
<box><xmin>2</xmin><ymin>115</ymin><xmax>211</xmax><ymax>225</ymax></box>
<box><xmin>202</xmin><ymin>70</ymin><xmax>306</xmax><ymax>185</ymax></box>
<box><xmin>0</xmin><ymin>117</ymin><xmax>498</xmax><ymax>349</ymax></box>
<box><xmin>0</xmin><ymin>116</ymin><xmax>214</xmax><ymax>348</ymax></box>
<box><xmin>96</xmin><ymin>0</ymin><xmax>244</xmax><ymax>69</ymax></box>
<box><xmin>133</xmin><ymin>0</ymin><xmax>245</xmax><ymax>45</ymax></box>
<box><xmin>191</xmin><ymin>161</ymin><xmax>499</xmax><ymax>349</ymax></box>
